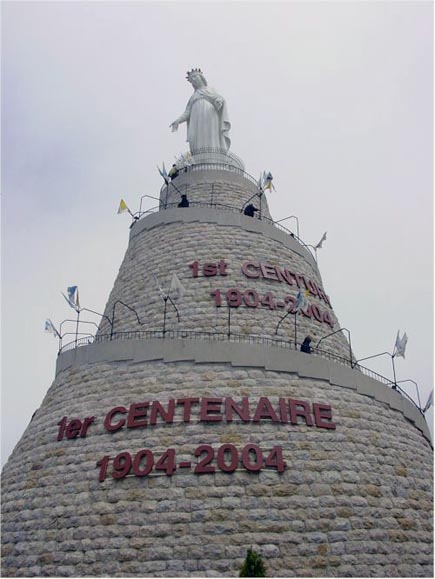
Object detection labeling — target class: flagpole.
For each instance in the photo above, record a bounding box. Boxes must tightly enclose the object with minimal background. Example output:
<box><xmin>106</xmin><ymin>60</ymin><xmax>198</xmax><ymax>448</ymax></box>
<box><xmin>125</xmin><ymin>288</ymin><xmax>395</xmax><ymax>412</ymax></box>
<box><xmin>274</xmin><ymin>310</ymin><xmax>292</xmax><ymax>336</ymax></box>
<box><xmin>352</xmin><ymin>351</ymin><xmax>398</xmax><ymax>389</ymax></box>
<box><xmin>391</xmin><ymin>354</ymin><xmax>398</xmax><ymax>389</ymax></box>
<box><xmin>163</xmin><ymin>297</ymin><xmax>168</xmax><ymax>337</ymax></box>
<box><xmin>166</xmin><ymin>294</ymin><xmax>180</xmax><ymax>323</ymax></box>
<box><xmin>241</xmin><ymin>190</ymin><xmax>263</xmax><ymax>213</ymax></box>
<box><xmin>110</xmin><ymin>300</ymin><xmax>142</xmax><ymax>339</ymax></box>
<box><xmin>169</xmin><ymin>180</ymin><xmax>182</xmax><ymax>197</ymax></box>
<box><xmin>75</xmin><ymin>309</ymin><xmax>80</xmax><ymax>347</ymax></box>
<box><xmin>294</xmin><ymin>312</ymin><xmax>297</xmax><ymax>349</ymax></box>
<box><xmin>316</xmin><ymin>327</ymin><xmax>353</xmax><ymax>367</ymax></box>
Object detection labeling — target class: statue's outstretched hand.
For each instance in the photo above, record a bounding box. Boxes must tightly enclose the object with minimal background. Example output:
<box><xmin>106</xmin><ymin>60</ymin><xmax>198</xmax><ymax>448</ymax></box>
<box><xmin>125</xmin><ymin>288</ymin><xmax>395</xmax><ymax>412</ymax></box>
<box><xmin>170</xmin><ymin>121</ymin><xmax>179</xmax><ymax>132</ymax></box>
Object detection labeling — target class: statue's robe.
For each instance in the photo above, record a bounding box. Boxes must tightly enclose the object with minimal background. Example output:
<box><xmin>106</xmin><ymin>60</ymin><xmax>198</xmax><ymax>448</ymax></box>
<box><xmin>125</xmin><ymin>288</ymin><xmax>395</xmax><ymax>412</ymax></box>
<box><xmin>183</xmin><ymin>87</ymin><xmax>231</xmax><ymax>152</ymax></box>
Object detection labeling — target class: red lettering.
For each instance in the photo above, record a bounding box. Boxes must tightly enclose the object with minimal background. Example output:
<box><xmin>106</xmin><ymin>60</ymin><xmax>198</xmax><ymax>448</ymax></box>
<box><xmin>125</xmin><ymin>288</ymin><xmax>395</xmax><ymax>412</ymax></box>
<box><xmin>66</xmin><ymin>419</ymin><xmax>82</xmax><ymax>439</ymax></box>
<box><xmin>203</xmin><ymin>263</ymin><xmax>218</xmax><ymax>277</ymax></box>
<box><xmin>279</xmin><ymin>398</ymin><xmax>288</xmax><ymax>422</ymax></box>
<box><xmin>150</xmin><ymin>400</ymin><xmax>175</xmax><ymax>425</ymax></box>
<box><xmin>276</xmin><ymin>267</ymin><xmax>294</xmax><ymax>286</ymax></box>
<box><xmin>315</xmin><ymin>284</ymin><xmax>331</xmax><ymax>307</ymax></box>
<box><xmin>306</xmin><ymin>280</ymin><xmax>318</xmax><ymax>296</ymax></box>
<box><xmin>301</xmin><ymin>305</ymin><xmax>313</xmax><ymax>318</ymax></box>
<box><xmin>104</xmin><ymin>406</ymin><xmax>127</xmax><ymax>432</ymax></box>
<box><xmin>285</xmin><ymin>295</ymin><xmax>296</xmax><ymax>312</ymax></box>
<box><xmin>189</xmin><ymin>261</ymin><xmax>199</xmax><ymax>277</ymax></box>
<box><xmin>224</xmin><ymin>397</ymin><xmax>250</xmax><ymax>422</ymax></box>
<box><xmin>289</xmin><ymin>399</ymin><xmax>313</xmax><ymax>426</ymax></box>
<box><xmin>253</xmin><ymin>397</ymin><xmax>279</xmax><ymax>423</ymax></box>
<box><xmin>80</xmin><ymin>416</ymin><xmax>95</xmax><ymax>438</ymax></box>
<box><xmin>57</xmin><ymin>416</ymin><xmax>68</xmax><ymax>441</ymax></box>
<box><xmin>260</xmin><ymin>263</ymin><xmax>279</xmax><ymax>281</ymax></box>
<box><xmin>127</xmin><ymin>402</ymin><xmax>149</xmax><ymax>428</ymax></box>
<box><xmin>313</xmin><ymin>403</ymin><xmax>336</xmax><ymax>429</ymax></box>
<box><xmin>218</xmin><ymin>260</ymin><xmax>228</xmax><ymax>276</ymax></box>
<box><xmin>200</xmin><ymin>398</ymin><xmax>223</xmax><ymax>422</ymax></box>
<box><xmin>177</xmin><ymin>398</ymin><xmax>199</xmax><ymax>422</ymax></box>
<box><xmin>287</xmin><ymin>271</ymin><xmax>299</xmax><ymax>286</ymax></box>
<box><xmin>323</xmin><ymin>310</ymin><xmax>334</xmax><ymax>328</ymax></box>
<box><xmin>295</xmin><ymin>274</ymin><xmax>308</xmax><ymax>289</ymax></box>
<box><xmin>311</xmin><ymin>304</ymin><xmax>323</xmax><ymax>322</ymax></box>
<box><xmin>241</xmin><ymin>261</ymin><xmax>260</xmax><ymax>278</ymax></box>
<box><xmin>314</xmin><ymin>283</ymin><xmax>324</xmax><ymax>299</ymax></box>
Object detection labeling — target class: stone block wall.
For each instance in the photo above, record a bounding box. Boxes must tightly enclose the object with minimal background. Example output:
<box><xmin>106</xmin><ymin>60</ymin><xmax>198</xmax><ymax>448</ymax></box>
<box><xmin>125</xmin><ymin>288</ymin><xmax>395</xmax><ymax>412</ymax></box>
<box><xmin>2</xmin><ymin>348</ymin><xmax>433</xmax><ymax>577</ymax></box>
<box><xmin>3</xmin><ymin>166</ymin><xmax>432</xmax><ymax>578</ymax></box>
<box><xmin>158</xmin><ymin>168</ymin><xmax>272</xmax><ymax>220</ymax></box>
<box><xmin>97</xmin><ymin>205</ymin><xmax>349</xmax><ymax>360</ymax></box>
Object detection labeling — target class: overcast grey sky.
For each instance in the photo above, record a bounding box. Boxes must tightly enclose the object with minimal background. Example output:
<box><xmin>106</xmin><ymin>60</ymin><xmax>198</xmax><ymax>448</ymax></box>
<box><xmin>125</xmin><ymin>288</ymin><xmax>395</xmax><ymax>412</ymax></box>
<box><xmin>2</xmin><ymin>1</ymin><xmax>433</xmax><ymax>464</ymax></box>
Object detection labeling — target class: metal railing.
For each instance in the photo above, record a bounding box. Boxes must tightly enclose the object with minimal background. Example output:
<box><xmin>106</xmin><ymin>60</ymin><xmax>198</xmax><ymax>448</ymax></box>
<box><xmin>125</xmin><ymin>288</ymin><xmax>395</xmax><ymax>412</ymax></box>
<box><xmin>57</xmin><ymin>328</ymin><xmax>421</xmax><ymax>412</ymax></box>
<box><xmin>160</xmin><ymin>152</ymin><xmax>257</xmax><ymax>190</ymax></box>
<box><xmin>132</xmin><ymin>200</ymin><xmax>317</xmax><ymax>262</ymax></box>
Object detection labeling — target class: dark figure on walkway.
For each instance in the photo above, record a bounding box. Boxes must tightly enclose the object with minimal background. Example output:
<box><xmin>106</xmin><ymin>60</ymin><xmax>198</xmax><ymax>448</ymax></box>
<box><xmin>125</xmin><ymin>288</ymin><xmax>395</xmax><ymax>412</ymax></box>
<box><xmin>244</xmin><ymin>204</ymin><xmax>258</xmax><ymax>217</ymax></box>
<box><xmin>300</xmin><ymin>336</ymin><xmax>312</xmax><ymax>354</ymax></box>
<box><xmin>178</xmin><ymin>194</ymin><xmax>189</xmax><ymax>208</ymax></box>
<box><xmin>168</xmin><ymin>164</ymin><xmax>179</xmax><ymax>180</ymax></box>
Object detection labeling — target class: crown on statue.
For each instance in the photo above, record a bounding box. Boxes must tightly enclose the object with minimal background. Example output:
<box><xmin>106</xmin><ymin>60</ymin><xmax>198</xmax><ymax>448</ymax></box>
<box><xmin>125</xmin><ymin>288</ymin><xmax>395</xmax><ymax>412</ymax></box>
<box><xmin>186</xmin><ymin>68</ymin><xmax>203</xmax><ymax>81</ymax></box>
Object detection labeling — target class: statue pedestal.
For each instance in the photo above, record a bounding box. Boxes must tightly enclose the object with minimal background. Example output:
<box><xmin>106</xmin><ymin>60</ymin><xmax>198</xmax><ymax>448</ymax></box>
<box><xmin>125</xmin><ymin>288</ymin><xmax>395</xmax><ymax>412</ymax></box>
<box><xmin>178</xmin><ymin>148</ymin><xmax>245</xmax><ymax>170</ymax></box>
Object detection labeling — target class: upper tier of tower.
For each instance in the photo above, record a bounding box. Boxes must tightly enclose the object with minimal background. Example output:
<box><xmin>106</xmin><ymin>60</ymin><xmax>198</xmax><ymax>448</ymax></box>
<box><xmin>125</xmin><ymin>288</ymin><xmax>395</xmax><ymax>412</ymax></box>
<box><xmin>158</xmin><ymin>157</ymin><xmax>272</xmax><ymax>221</ymax></box>
<box><xmin>95</xmin><ymin>163</ymin><xmax>353</xmax><ymax>362</ymax></box>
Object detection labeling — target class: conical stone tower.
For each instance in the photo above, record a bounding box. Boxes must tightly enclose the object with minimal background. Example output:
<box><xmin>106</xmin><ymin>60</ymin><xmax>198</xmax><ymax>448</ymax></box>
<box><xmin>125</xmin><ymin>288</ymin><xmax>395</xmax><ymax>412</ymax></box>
<box><xmin>2</xmin><ymin>73</ymin><xmax>433</xmax><ymax>578</ymax></box>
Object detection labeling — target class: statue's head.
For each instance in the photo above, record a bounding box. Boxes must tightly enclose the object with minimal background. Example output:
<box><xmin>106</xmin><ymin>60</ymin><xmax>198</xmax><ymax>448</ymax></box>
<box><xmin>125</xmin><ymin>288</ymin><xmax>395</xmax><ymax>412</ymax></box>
<box><xmin>186</xmin><ymin>68</ymin><xmax>207</xmax><ymax>89</ymax></box>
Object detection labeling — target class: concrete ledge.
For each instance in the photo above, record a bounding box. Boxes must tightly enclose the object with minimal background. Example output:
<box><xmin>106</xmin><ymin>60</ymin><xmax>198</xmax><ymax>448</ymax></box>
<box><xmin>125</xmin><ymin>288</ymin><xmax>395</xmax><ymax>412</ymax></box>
<box><xmin>356</xmin><ymin>375</ymin><xmax>381</xmax><ymax>398</ymax></box>
<box><xmin>55</xmin><ymin>338</ymin><xmax>431</xmax><ymax>444</ymax></box>
<box><xmin>297</xmin><ymin>355</ymin><xmax>330</xmax><ymax>381</ymax></box>
<box><xmin>129</xmin><ymin>207</ymin><xmax>318</xmax><ymax>272</ymax></box>
<box><xmin>329</xmin><ymin>364</ymin><xmax>358</xmax><ymax>390</ymax></box>
<box><xmin>133</xmin><ymin>341</ymin><xmax>170</xmax><ymax>363</ymax></box>
<box><xmin>386</xmin><ymin>388</ymin><xmax>406</xmax><ymax>412</ymax></box>
<box><xmin>264</xmin><ymin>348</ymin><xmax>300</xmax><ymax>373</ymax></box>
<box><xmin>229</xmin><ymin>344</ymin><xmax>269</xmax><ymax>368</ymax></box>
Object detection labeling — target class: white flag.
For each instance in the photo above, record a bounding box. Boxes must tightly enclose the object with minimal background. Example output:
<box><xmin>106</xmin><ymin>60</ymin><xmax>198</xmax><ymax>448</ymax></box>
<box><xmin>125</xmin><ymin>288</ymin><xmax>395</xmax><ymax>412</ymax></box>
<box><xmin>169</xmin><ymin>273</ymin><xmax>185</xmax><ymax>300</ymax></box>
<box><xmin>62</xmin><ymin>286</ymin><xmax>80</xmax><ymax>313</ymax></box>
<box><xmin>294</xmin><ymin>289</ymin><xmax>310</xmax><ymax>313</ymax></box>
<box><xmin>45</xmin><ymin>319</ymin><xmax>60</xmax><ymax>338</ymax></box>
<box><xmin>423</xmin><ymin>390</ymin><xmax>433</xmax><ymax>413</ymax></box>
<box><xmin>263</xmin><ymin>172</ymin><xmax>275</xmax><ymax>191</ymax></box>
<box><xmin>152</xmin><ymin>273</ymin><xmax>167</xmax><ymax>300</ymax></box>
<box><xmin>394</xmin><ymin>330</ymin><xmax>408</xmax><ymax>358</ymax></box>
<box><xmin>315</xmin><ymin>231</ymin><xmax>327</xmax><ymax>249</ymax></box>
<box><xmin>157</xmin><ymin>162</ymin><xmax>169</xmax><ymax>184</ymax></box>
<box><xmin>179</xmin><ymin>153</ymin><xmax>191</xmax><ymax>168</ymax></box>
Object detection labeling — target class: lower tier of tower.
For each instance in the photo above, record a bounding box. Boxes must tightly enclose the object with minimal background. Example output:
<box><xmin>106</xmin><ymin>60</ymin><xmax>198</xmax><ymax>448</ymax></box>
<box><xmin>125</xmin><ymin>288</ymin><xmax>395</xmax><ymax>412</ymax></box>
<box><xmin>1</xmin><ymin>340</ymin><xmax>433</xmax><ymax>577</ymax></box>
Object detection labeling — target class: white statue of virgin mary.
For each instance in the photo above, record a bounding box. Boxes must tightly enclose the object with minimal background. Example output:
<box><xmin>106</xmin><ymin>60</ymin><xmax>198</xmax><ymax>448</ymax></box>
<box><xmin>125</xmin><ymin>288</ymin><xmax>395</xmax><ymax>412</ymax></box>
<box><xmin>170</xmin><ymin>69</ymin><xmax>231</xmax><ymax>154</ymax></box>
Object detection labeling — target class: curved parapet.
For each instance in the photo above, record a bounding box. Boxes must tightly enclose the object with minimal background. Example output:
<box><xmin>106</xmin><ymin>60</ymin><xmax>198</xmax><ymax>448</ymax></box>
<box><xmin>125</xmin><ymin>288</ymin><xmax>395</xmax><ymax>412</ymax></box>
<box><xmin>2</xmin><ymin>336</ymin><xmax>432</xmax><ymax>577</ymax></box>
<box><xmin>55</xmin><ymin>337</ymin><xmax>431</xmax><ymax>443</ymax></box>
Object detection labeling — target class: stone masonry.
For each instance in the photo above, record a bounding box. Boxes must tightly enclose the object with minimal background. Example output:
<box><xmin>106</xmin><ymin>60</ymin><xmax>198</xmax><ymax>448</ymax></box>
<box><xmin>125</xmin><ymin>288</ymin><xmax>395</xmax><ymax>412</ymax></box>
<box><xmin>1</xmin><ymin>165</ymin><xmax>433</xmax><ymax>577</ymax></box>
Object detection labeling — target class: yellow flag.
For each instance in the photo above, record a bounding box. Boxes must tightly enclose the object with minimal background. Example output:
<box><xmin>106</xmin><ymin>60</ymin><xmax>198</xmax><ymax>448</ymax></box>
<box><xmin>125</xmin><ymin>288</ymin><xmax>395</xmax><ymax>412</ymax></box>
<box><xmin>117</xmin><ymin>199</ymin><xmax>129</xmax><ymax>214</ymax></box>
